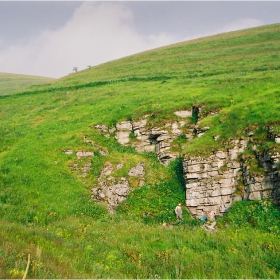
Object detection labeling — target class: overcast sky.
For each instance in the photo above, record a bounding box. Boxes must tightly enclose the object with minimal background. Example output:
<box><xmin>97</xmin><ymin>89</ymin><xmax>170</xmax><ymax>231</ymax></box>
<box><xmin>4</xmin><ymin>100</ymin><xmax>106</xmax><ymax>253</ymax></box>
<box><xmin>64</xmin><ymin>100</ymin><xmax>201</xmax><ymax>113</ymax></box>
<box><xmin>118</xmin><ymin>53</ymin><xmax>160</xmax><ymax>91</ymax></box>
<box><xmin>0</xmin><ymin>1</ymin><xmax>279</xmax><ymax>78</ymax></box>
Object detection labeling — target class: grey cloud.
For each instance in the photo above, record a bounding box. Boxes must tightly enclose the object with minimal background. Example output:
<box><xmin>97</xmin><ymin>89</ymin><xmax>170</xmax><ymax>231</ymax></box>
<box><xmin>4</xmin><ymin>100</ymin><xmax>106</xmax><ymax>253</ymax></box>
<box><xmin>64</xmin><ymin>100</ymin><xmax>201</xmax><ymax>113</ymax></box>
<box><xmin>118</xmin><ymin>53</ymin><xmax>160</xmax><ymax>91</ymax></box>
<box><xmin>0</xmin><ymin>1</ymin><xmax>279</xmax><ymax>77</ymax></box>
<box><xmin>0</xmin><ymin>2</ymin><xmax>177</xmax><ymax>78</ymax></box>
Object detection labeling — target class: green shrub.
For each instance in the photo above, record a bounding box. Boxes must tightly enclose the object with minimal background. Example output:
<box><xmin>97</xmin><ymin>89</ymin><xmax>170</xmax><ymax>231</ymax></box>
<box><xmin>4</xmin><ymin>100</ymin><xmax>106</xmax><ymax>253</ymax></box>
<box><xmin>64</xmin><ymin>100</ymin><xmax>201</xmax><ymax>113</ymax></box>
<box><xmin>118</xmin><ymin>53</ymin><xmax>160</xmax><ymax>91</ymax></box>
<box><xmin>220</xmin><ymin>200</ymin><xmax>280</xmax><ymax>234</ymax></box>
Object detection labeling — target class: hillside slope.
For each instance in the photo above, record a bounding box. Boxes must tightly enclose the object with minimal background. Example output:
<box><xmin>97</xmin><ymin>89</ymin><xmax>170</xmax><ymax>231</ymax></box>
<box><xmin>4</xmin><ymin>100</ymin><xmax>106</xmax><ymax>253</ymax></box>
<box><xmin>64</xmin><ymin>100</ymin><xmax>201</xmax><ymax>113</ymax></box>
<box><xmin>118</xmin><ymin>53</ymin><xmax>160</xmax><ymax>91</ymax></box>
<box><xmin>0</xmin><ymin>23</ymin><xmax>279</xmax><ymax>278</ymax></box>
<box><xmin>0</xmin><ymin>72</ymin><xmax>55</xmax><ymax>95</ymax></box>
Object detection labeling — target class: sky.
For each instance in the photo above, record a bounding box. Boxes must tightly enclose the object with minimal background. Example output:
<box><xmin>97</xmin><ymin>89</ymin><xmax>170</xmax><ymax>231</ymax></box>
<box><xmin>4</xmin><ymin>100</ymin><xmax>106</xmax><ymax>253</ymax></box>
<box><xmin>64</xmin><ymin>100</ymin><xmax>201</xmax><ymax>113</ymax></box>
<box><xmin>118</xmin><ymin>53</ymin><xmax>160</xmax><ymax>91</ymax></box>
<box><xmin>0</xmin><ymin>1</ymin><xmax>279</xmax><ymax>79</ymax></box>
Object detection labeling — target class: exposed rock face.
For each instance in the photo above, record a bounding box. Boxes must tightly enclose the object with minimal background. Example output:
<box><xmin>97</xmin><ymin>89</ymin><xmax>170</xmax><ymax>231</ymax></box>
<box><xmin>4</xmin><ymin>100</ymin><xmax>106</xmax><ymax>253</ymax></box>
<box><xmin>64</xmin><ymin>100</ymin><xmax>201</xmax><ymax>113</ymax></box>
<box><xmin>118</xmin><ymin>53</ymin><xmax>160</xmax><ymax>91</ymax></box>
<box><xmin>183</xmin><ymin>139</ymin><xmax>280</xmax><ymax>218</ymax></box>
<box><xmin>248</xmin><ymin>150</ymin><xmax>280</xmax><ymax>203</ymax></box>
<box><xmin>92</xmin><ymin>176</ymin><xmax>130</xmax><ymax>213</ymax></box>
<box><xmin>94</xmin><ymin>108</ymin><xmax>211</xmax><ymax>165</ymax></box>
<box><xmin>85</xmin><ymin>110</ymin><xmax>280</xmax><ymax>216</ymax></box>
<box><xmin>91</xmin><ymin>162</ymin><xmax>146</xmax><ymax>212</ymax></box>
<box><xmin>112</xmin><ymin>116</ymin><xmax>182</xmax><ymax>166</ymax></box>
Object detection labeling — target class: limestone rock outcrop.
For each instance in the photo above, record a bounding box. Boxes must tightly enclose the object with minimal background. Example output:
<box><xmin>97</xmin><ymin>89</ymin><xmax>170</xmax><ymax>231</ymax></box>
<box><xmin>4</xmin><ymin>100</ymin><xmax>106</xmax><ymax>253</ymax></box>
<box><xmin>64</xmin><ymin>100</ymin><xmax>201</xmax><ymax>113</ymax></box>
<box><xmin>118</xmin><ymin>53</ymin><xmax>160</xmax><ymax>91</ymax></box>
<box><xmin>91</xmin><ymin>175</ymin><xmax>130</xmax><ymax>213</ymax></box>
<box><xmin>94</xmin><ymin>118</ymin><xmax>178</xmax><ymax>165</ymax></box>
<box><xmin>94</xmin><ymin>107</ymin><xmax>211</xmax><ymax>165</ymax></box>
<box><xmin>77</xmin><ymin>108</ymin><xmax>279</xmax><ymax>217</ymax></box>
<box><xmin>91</xmin><ymin>161</ymin><xmax>146</xmax><ymax>212</ymax></box>
<box><xmin>183</xmin><ymin>139</ymin><xmax>280</xmax><ymax>218</ymax></box>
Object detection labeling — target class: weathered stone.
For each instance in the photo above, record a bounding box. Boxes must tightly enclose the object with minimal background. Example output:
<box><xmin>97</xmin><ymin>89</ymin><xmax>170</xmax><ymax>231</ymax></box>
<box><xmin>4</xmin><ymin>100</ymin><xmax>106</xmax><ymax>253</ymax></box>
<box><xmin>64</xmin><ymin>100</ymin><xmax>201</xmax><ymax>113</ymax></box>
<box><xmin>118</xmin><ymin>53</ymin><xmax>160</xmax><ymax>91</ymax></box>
<box><xmin>185</xmin><ymin>133</ymin><xmax>194</xmax><ymax>140</ymax></box>
<box><xmin>208</xmin><ymin>170</ymin><xmax>219</xmax><ymax>177</ymax></box>
<box><xmin>151</xmin><ymin>128</ymin><xmax>169</xmax><ymax>135</ymax></box>
<box><xmin>135</xmin><ymin>132</ymin><xmax>149</xmax><ymax>141</ymax></box>
<box><xmin>95</xmin><ymin>124</ymin><xmax>108</xmax><ymax>132</ymax></box>
<box><xmin>229</xmin><ymin>140</ymin><xmax>248</xmax><ymax>160</ymax></box>
<box><xmin>171</xmin><ymin>123</ymin><xmax>182</xmax><ymax>135</ymax></box>
<box><xmin>215</xmin><ymin>151</ymin><xmax>227</xmax><ymax>159</ymax></box>
<box><xmin>157</xmin><ymin>134</ymin><xmax>172</xmax><ymax>142</ymax></box>
<box><xmin>263</xmin><ymin>180</ymin><xmax>275</xmax><ymax>190</ymax></box>
<box><xmin>76</xmin><ymin>151</ymin><xmax>94</xmax><ymax>159</ymax></box>
<box><xmin>156</xmin><ymin>141</ymin><xmax>171</xmax><ymax>152</ymax></box>
<box><xmin>109</xmin><ymin>127</ymin><xmax>116</xmax><ymax>134</ymax></box>
<box><xmin>184</xmin><ymin>140</ymin><xmax>280</xmax><ymax>218</ymax></box>
<box><xmin>185</xmin><ymin>181</ymin><xmax>199</xmax><ymax>190</ymax></box>
<box><xmin>99</xmin><ymin>193</ymin><xmax>106</xmax><ymax>199</ymax></box>
<box><xmin>226</xmin><ymin>161</ymin><xmax>240</xmax><ymax>169</ymax></box>
<box><xmin>92</xmin><ymin>169</ymin><xmax>130</xmax><ymax>212</ymax></box>
<box><xmin>179</xmin><ymin>121</ymin><xmax>186</xmax><ymax>127</ymax></box>
<box><xmin>106</xmin><ymin>182</ymin><xmax>130</xmax><ymax>212</ymax></box>
<box><xmin>116</xmin><ymin>121</ymin><xmax>132</xmax><ymax>131</ymax></box>
<box><xmin>248</xmin><ymin>191</ymin><xmax>262</xmax><ymax>200</ymax></box>
<box><xmin>128</xmin><ymin>163</ymin><xmax>145</xmax><ymax>177</ymax></box>
<box><xmin>186</xmin><ymin>199</ymin><xmax>198</xmax><ymax>207</ymax></box>
<box><xmin>115</xmin><ymin>131</ymin><xmax>130</xmax><ymax>144</ymax></box>
<box><xmin>174</xmin><ymin>110</ymin><xmax>192</xmax><ymax>118</ymax></box>
<box><xmin>98</xmin><ymin>149</ymin><xmax>109</xmax><ymax>156</ymax></box>
<box><xmin>116</xmin><ymin>163</ymin><xmax>123</xmax><ymax>169</ymax></box>
<box><xmin>186</xmin><ymin>163</ymin><xmax>203</xmax><ymax>173</ymax></box>
<box><xmin>95</xmin><ymin>116</ymin><xmax>280</xmax><ymax>216</ymax></box>
<box><xmin>109</xmin><ymin>112</ymin><xmax>201</xmax><ymax>165</ymax></box>
<box><xmin>134</xmin><ymin>143</ymin><xmax>156</xmax><ymax>153</ymax></box>
<box><xmin>101</xmin><ymin>164</ymin><xmax>114</xmax><ymax>176</ymax></box>
<box><xmin>185</xmin><ymin>172</ymin><xmax>199</xmax><ymax>179</ymax></box>
<box><xmin>132</xmin><ymin>119</ymin><xmax>147</xmax><ymax>130</ymax></box>
<box><xmin>208</xmin><ymin>187</ymin><xmax>221</xmax><ymax>197</ymax></box>
<box><xmin>220</xmin><ymin>186</ymin><xmax>234</xmax><ymax>196</ymax></box>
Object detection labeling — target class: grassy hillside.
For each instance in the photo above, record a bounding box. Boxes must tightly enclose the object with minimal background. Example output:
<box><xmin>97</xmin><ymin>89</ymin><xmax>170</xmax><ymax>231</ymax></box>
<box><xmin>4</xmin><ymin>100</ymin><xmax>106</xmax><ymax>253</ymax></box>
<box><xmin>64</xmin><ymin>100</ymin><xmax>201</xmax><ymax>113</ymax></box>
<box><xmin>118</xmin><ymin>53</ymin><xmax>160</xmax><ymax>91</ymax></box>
<box><xmin>0</xmin><ymin>73</ymin><xmax>55</xmax><ymax>96</ymax></box>
<box><xmin>0</xmin><ymin>24</ymin><xmax>280</xmax><ymax>278</ymax></box>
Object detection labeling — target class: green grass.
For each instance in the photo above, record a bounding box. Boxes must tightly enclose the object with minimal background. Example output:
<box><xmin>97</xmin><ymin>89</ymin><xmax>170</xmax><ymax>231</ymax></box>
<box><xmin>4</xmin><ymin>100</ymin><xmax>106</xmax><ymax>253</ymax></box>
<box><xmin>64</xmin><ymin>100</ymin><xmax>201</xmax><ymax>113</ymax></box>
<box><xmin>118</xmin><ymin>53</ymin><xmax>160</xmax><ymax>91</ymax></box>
<box><xmin>0</xmin><ymin>73</ymin><xmax>55</xmax><ymax>96</ymax></box>
<box><xmin>0</xmin><ymin>23</ymin><xmax>280</xmax><ymax>278</ymax></box>
<box><xmin>1</xmin><ymin>209</ymin><xmax>279</xmax><ymax>278</ymax></box>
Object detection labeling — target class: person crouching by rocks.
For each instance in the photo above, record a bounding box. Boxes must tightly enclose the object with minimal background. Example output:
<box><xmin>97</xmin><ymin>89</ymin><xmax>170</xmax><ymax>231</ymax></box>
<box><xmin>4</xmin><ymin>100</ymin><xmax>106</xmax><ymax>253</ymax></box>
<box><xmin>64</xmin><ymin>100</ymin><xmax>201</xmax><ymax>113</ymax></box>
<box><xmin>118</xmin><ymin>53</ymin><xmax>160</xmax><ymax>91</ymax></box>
<box><xmin>208</xmin><ymin>210</ymin><xmax>216</xmax><ymax>221</ymax></box>
<box><xmin>200</xmin><ymin>211</ymin><xmax>209</xmax><ymax>224</ymax></box>
<box><xmin>175</xmin><ymin>203</ymin><xmax>182</xmax><ymax>221</ymax></box>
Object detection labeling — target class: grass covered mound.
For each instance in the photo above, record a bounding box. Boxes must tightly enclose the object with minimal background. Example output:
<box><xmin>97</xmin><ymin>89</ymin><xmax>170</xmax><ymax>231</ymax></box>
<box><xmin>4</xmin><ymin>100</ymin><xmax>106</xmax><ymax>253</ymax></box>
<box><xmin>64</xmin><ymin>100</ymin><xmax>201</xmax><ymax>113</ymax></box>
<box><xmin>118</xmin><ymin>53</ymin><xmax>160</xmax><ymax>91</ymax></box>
<box><xmin>0</xmin><ymin>23</ymin><xmax>280</xmax><ymax>278</ymax></box>
<box><xmin>0</xmin><ymin>73</ymin><xmax>55</xmax><ymax>96</ymax></box>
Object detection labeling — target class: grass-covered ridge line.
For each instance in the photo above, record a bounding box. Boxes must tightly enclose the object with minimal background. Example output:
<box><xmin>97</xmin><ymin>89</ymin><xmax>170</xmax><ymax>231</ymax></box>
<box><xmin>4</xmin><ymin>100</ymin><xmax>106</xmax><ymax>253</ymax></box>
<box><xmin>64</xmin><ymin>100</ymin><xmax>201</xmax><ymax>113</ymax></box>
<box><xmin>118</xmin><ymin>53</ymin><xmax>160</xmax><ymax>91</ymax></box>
<box><xmin>0</xmin><ymin>73</ymin><xmax>55</xmax><ymax>96</ymax></box>
<box><xmin>0</xmin><ymin>23</ymin><xmax>280</xmax><ymax>278</ymax></box>
<box><xmin>10</xmin><ymin>23</ymin><xmax>279</xmax><ymax>150</ymax></box>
